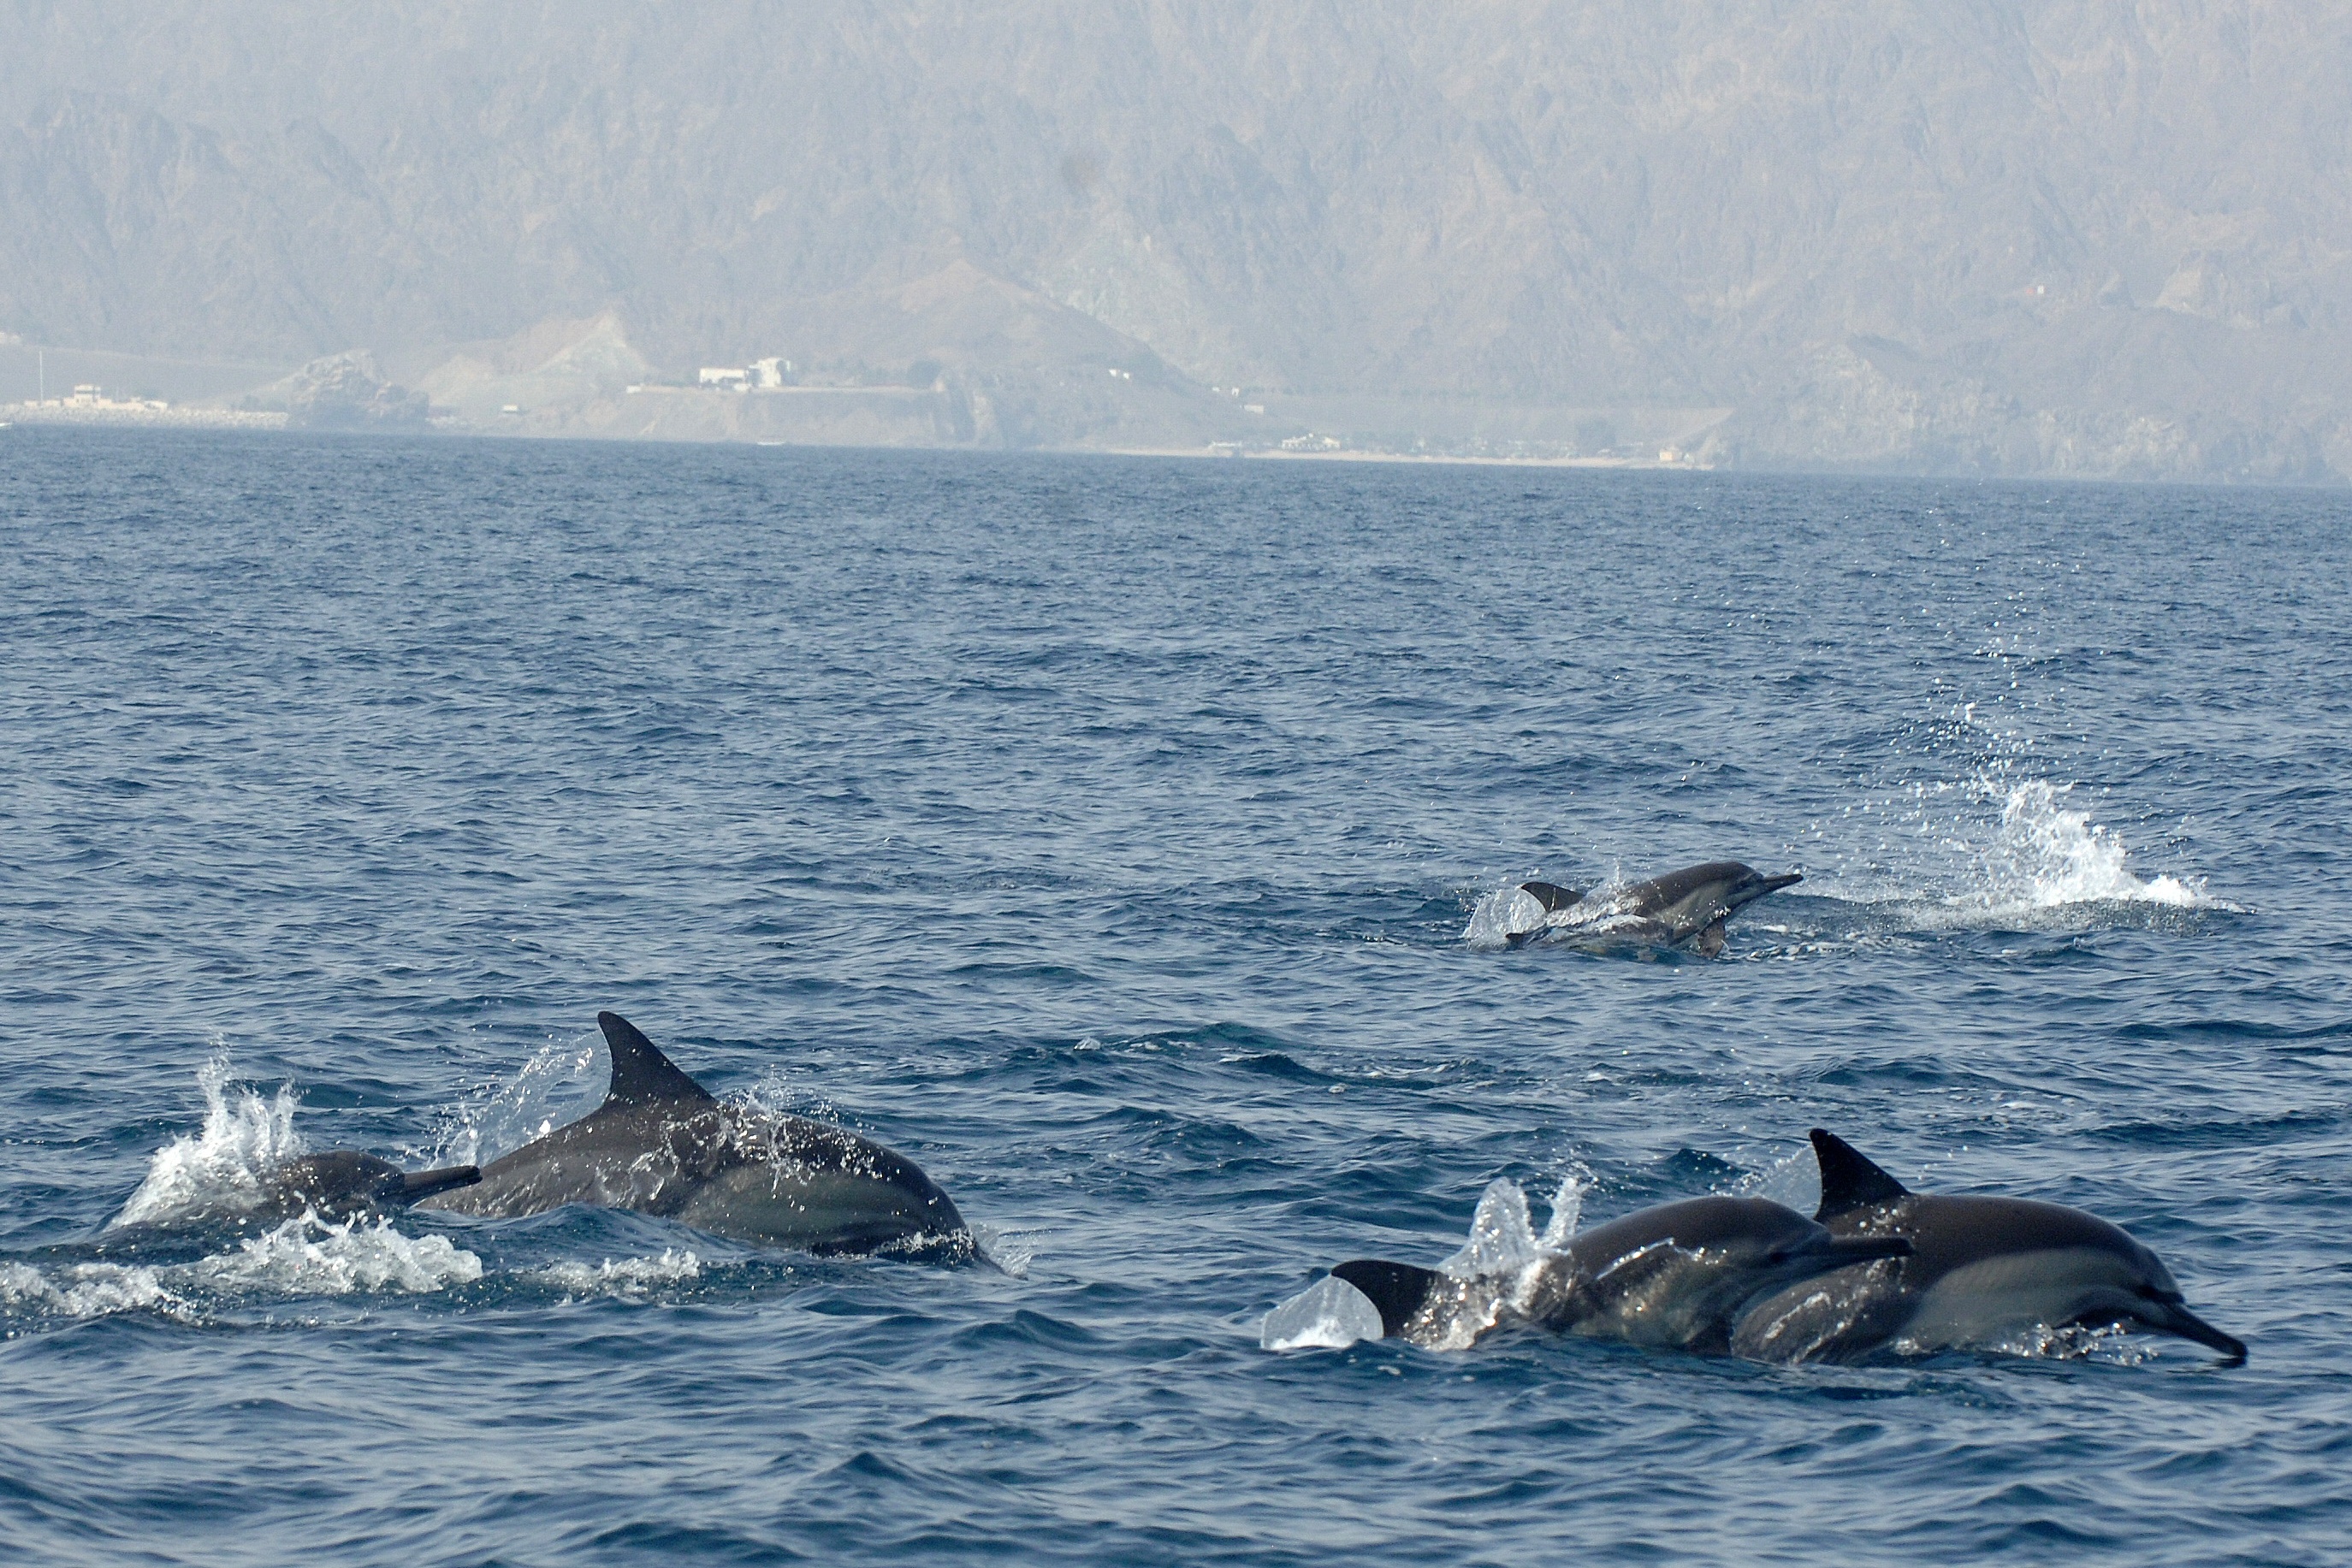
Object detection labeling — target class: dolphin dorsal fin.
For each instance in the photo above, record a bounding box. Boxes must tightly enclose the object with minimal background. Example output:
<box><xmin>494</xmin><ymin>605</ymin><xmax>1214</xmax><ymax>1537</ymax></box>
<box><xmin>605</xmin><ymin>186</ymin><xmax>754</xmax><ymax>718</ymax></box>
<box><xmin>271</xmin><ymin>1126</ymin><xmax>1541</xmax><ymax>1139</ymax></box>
<box><xmin>1810</xmin><ymin>1128</ymin><xmax>1910</xmax><ymax>1221</ymax></box>
<box><xmin>1520</xmin><ymin>880</ymin><xmax>1585</xmax><ymax>913</ymax></box>
<box><xmin>596</xmin><ymin>1012</ymin><xmax>717</xmax><ymax>1109</ymax></box>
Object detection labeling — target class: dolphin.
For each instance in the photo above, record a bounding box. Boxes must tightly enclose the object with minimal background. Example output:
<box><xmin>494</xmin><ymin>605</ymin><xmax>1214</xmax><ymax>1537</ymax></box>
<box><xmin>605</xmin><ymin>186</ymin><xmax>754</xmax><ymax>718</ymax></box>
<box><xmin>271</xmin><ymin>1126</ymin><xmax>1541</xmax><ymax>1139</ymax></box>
<box><xmin>252</xmin><ymin>1153</ymin><xmax>481</xmax><ymax>1222</ymax></box>
<box><xmin>1513</xmin><ymin>861</ymin><xmax>1802</xmax><ymax>955</ymax></box>
<box><xmin>422</xmin><ymin>1012</ymin><xmax>971</xmax><ymax>1257</ymax></box>
<box><xmin>1328</xmin><ymin>1194</ymin><xmax>1909</xmax><ymax>1353</ymax></box>
<box><xmin>99</xmin><ymin>1151</ymin><xmax>479</xmax><ymax>1235</ymax></box>
<box><xmin>1730</xmin><ymin>1129</ymin><xmax>2246</xmax><ymax>1364</ymax></box>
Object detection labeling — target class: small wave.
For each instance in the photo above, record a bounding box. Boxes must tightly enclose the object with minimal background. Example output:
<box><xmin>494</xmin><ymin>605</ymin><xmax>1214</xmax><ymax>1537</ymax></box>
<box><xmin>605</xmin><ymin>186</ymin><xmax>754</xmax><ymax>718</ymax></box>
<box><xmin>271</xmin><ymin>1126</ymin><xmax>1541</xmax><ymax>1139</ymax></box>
<box><xmin>111</xmin><ymin>1056</ymin><xmax>306</xmax><ymax>1228</ymax></box>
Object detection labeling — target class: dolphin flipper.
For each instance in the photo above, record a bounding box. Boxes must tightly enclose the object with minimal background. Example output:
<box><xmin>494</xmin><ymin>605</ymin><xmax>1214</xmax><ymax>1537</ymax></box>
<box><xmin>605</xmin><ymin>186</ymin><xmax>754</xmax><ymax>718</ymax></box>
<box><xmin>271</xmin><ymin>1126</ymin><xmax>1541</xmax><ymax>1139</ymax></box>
<box><xmin>1810</xmin><ymin>1128</ymin><xmax>1911</xmax><ymax>1221</ymax></box>
<box><xmin>596</xmin><ymin>1011</ymin><xmax>719</xmax><ymax>1109</ymax></box>
<box><xmin>1329</xmin><ymin>1259</ymin><xmax>1444</xmax><ymax>1338</ymax></box>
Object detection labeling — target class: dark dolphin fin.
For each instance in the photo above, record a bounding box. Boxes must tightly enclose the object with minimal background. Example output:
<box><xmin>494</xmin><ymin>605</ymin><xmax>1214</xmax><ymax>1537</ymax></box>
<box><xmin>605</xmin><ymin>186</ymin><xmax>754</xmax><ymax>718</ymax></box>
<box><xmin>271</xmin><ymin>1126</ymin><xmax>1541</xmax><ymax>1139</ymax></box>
<box><xmin>394</xmin><ymin>1164</ymin><xmax>481</xmax><ymax>1201</ymax></box>
<box><xmin>1696</xmin><ymin>919</ymin><xmax>1727</xmax><ymax>957</ymax></box>
<box><xmin>1520</xmin><ymin>881</ymin><xmax>1584</xmax><ymax>913</ymax></box>
<box><xmin>597</xmin><ymin>1012</ymin><xmax>719</xmax><ymax>1109</ymax></box>
<box><xmin>1330</xmin><ymin>1258</ymin><xmax>1443</xmax><ymax>1338</ymax></box>
<box><xmin>1810</xmin><ymin>1128</ymin><xmax>1911</xmax><ymax>1222</ymax></box>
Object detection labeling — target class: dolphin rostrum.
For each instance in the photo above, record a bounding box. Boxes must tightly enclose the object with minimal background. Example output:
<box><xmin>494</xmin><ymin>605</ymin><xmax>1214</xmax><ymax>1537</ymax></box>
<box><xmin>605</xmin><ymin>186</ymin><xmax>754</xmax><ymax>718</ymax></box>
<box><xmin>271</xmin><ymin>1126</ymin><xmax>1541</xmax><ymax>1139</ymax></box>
<box><xmin>252</xmin><ymin>1153</ymin><xmax>480</xmax><ymax>1222</ymax></box>
<box><xmin>1328</xmin><ymin>1194</ymin><xmax>1909</xmax><ymax>1353</ymax></box>
<box><xmin>1513</xmin><ymin>861</ymin><xmax>1802</xmax><ymax>955</ymax></box>
<box><xmin>1730</xmin><ymin>1129</ymin><xmax>2246</xmax><ymax>1364</ymax></box>
<box><xmin>422</xmin><ymin>1012</ymin><xmax>970</xmax><ymax>1257</ymax></box>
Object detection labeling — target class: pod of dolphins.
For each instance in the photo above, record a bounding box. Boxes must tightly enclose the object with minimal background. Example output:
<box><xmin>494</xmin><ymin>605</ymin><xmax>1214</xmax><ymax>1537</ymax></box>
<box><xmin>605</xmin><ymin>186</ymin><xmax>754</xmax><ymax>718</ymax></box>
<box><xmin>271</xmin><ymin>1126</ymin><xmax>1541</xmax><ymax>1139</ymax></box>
<box><xmin>111</xmin><ymin>860</ymin><xmax>2245</xmax><ymax>1367</ymax></box>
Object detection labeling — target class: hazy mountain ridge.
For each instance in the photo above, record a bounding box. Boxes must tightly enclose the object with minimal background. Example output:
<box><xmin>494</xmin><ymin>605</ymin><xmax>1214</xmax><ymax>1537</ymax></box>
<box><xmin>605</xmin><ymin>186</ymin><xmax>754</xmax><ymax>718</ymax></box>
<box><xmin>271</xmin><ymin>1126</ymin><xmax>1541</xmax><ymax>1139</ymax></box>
<box><xmin>4</xmin><ymin>1</ymin><xmax>2348</xmax><ymax>476</ymax></box>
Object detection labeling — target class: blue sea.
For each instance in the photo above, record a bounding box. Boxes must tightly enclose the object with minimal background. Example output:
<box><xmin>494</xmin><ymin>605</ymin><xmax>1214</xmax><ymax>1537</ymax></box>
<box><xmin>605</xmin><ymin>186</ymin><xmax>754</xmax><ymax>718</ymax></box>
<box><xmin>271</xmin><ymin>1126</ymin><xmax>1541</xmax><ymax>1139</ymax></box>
<box><xmin>3</xmin><ymin>429</ymin><xmax>2348</xmax><ymax>1565</ymax></box>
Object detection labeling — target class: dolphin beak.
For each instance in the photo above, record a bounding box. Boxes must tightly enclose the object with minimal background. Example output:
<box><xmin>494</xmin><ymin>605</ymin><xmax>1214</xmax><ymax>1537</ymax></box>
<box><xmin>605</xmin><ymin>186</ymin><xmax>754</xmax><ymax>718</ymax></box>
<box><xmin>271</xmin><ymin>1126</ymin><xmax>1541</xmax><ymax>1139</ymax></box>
<box><xmin>1757</xmin><ymin>873</ymin><xmax>1804</xmax><ymax>895</ymax></box>
<box><xmin>2141</xmin><ymin>1300</ymin><xmax>2248</xmax><ymax>1365</ymax></box>
<box><xmin>1819</xmin><ymin>1234</ymin><xmax>1908</xmax><ymax>1265</ymax></box>
<box><xmin>394</xmin><ymin>1165</ymin><xmax>483</xmax><ymax>1202</ymax></box>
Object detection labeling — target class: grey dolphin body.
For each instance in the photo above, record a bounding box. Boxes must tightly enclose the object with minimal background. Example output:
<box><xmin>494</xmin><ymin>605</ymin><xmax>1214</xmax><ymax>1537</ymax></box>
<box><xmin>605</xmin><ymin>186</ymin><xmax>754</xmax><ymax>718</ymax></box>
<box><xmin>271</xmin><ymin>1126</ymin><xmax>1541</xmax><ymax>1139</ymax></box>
<box><xmin>251</xmin><ymin>1153</ymin><xmax>480</xmax><ymax>1222</ymax></box>
<box><xmin>422</xmin><ymin>1012</ymin><xmax>970</xmax><ymax>1257</ymax></box>
<box><xmin>1330</xmin><ymin>1194</ymin><xmax>1908</xmax><ymax>1353</ymax></box>
<box><xmin>1730</xmin><ymin>1130</ymin><xmax>2245</xmax><ymax>1364</ymax></box>
<box><xmin>1515</xmin><ymin>861</ymin><xmax>1802</xmax><ymax>955</ymax></box>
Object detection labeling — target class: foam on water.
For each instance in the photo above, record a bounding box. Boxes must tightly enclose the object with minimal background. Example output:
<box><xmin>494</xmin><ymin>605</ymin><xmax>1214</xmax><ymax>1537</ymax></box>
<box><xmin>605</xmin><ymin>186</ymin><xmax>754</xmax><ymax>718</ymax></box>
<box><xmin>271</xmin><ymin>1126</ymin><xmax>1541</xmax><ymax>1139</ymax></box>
<box><xmin>111</xmin><ymin>1056</ymin><xmax>306</xmax><ymax>1228</ymax></box>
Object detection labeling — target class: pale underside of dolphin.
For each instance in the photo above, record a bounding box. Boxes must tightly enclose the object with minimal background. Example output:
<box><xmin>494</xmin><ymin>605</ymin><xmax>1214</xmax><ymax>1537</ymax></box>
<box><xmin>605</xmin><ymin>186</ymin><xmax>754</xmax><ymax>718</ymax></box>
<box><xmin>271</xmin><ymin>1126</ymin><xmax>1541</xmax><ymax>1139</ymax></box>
<box><xmin>1328</xmin><ymin>1194</ymin><xmax>1908</xmax><ymax>1355</ymax></box>
<box><xmin>1512</xmin><ymin>861</ymin><xmax>1802</xmax><ymax>955</ymax></box>
<box><xmin>1731</xmin><ymin>1129</ymin><xmax>2245</xmax><ymax>1364</ymax></box>
<box><xmin>422</xmin><ymin>1012</ymin><xmax>971</xmax><ymax>1257</ymax></box>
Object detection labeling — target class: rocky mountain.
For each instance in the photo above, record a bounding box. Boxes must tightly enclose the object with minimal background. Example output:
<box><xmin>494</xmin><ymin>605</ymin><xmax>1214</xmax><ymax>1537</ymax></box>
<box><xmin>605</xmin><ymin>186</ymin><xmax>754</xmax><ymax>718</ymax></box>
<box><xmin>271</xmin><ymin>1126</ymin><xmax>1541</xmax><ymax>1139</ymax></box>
<box><xmin>3</xmin><ymin>1</ymin><xmax>2347</xmax><ymax>476</ymax></box>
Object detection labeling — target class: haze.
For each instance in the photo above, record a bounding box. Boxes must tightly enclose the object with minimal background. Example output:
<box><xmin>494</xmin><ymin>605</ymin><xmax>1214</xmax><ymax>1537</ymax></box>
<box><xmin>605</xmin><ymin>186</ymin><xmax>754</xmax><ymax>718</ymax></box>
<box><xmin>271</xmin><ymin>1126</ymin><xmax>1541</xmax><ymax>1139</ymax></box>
<box><xmin>4</xmin><ymin>2</ymin><xmax>2346</xmax><ymax>479</ymax></box>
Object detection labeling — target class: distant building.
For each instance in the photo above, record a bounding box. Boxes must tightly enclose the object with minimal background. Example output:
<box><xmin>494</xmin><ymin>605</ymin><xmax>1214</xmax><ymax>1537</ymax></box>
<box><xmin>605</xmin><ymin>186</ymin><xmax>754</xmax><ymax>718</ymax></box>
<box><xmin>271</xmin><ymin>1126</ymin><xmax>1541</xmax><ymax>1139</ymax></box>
<box><xmin>751</xmin><ymin>357</ymin><xmax>791</xmax><ymax>388</ymax></box>
<box><xmin>700</xmin><ymin>366</ymin><xmax>749</xmax><ymax>388</ymax></box>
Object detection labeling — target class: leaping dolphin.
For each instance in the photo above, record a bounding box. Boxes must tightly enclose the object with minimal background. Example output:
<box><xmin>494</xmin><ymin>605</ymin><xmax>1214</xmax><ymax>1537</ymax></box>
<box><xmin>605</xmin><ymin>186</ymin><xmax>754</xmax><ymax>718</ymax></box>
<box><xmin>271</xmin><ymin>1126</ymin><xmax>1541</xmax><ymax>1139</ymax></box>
<box><xmin>1512</xmin><ymin>861</ymin><xmax>1802</xmax><ymax>955</ymax></box>
<box><xmin>421</xmin><ymin>1012</ymin><xmax>970</xmax><ymax>1257</ymax></box>
<box><xmin>1328</xmin><ymin>1194</ymin><xmax>1908</xmax><ymax>1353</ymax></box>
<box><xmin>1730</xmin><ymin>1129</ymin><xmax>2246</xmax><ymax>1364</ymax></box>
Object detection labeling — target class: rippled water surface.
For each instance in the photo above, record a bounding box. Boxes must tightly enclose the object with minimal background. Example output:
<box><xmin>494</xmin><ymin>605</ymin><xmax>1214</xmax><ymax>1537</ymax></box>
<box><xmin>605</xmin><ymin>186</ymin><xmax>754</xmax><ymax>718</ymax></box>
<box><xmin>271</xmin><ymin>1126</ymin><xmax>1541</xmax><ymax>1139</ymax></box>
<box><xmin>4</xmin><ymin>429</ymin><xmax>2349</xmax><ymax>1564</ymax></box>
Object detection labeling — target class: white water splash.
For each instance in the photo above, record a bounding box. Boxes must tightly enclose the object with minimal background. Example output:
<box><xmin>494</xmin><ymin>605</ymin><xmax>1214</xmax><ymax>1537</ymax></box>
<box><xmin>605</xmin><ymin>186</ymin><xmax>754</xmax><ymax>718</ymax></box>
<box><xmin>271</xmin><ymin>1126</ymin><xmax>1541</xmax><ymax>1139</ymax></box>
<box><xmin>1262</xmin><ymin>1174</ymin><xmax>1586</xmax><ymax>1352</ymax></box>
<box><xmin>0</xmin><ymin>1258</ymin><xmax>194</xmax><ymax>1325</ymax></box>
<box><xmin>1462</xmin><ymin>885</ymin><xmax>1548</xmax><ymax>950</ymax></box>
<box><xmin>424</xmin><ymin>1034</ymin><xmax>604</xmax><ymax>1168</ymax></box>
<box><xmin>193</xmin><ymin>1213</ymin><xmax>483</xmax><ymax>1296</ymax></box>
<box><xmin>1259</xmin><ymin>1275</ymin><xmax>1385</xmax><ymax>1351</ymax></box>
<box><xmin>539</xmin><ymin>1249</ymin><xmax>702</xmax><ymax>1298</ymax></box>
<box><xmin>3</xmin><ymin>1212</ymin><xmax>480</xmax><ymax>1332</ymax></box>
<box><xmin>1970</xmin><ymin>778</ymin><xmax>2207</xmax><ymax>908</ymax></box>
<box><xmin>1736</xmin><ymin>1147</ymin><xmax>1823</xmax><ymax>1215</ymax></box>
<box><xmin>112</xmin><ymin>1056</ymin><xmax>307</xmax><ymax>1228</ymax></box>
<box><xmin>971</xmin><ymin>1222</ymin><xmax>1033</xmax><ymax>1279</ymax></box>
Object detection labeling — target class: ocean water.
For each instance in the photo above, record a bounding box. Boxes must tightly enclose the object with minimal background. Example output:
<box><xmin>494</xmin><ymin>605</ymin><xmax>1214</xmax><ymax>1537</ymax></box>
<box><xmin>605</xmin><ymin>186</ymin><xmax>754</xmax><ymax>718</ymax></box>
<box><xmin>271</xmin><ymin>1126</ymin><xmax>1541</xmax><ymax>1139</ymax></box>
<box><xmin>3</xmin><ymin>429</ymin><xmax>2348</xmax><ymax>1565</ymax></box>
